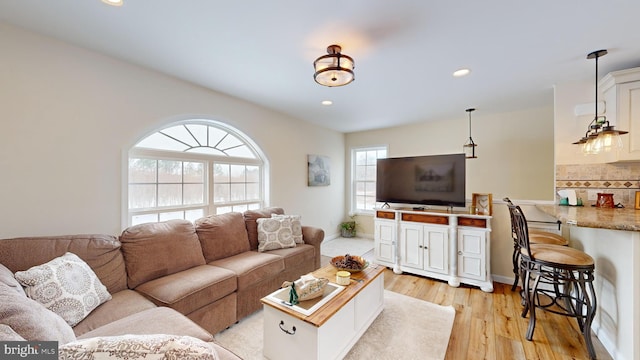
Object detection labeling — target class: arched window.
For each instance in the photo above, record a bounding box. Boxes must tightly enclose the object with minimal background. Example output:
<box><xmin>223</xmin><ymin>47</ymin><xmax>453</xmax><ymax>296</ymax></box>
<box><xmin>127</xmin><ymin>120</ymin><xmax>266</xmax><ymax>226</ymax></box>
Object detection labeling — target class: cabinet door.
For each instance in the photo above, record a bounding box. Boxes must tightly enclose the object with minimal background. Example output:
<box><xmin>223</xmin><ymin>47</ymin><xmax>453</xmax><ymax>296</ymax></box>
<box><xmin>400</xmin><ymin>223</ymin><xmax>423</xmax><ymax>269</ymax></box>
<box><xmin>457</xmin><ymin>229</ymin><xmax>486</xmax><ymax>281</ymax></box>
<box><xmin>616</xmin><ymin>81</ymin><xmax>640</xmax><ymax>161</ymax></box>
<box><xmin>423</xmin><ymin>227</ymin><xmax>448</xmax><ymax>274</ymax></box>
<box><xmin>374</xmin><ymin>220</ymin><xmax>396</xmax><ymax>264</ymax></box>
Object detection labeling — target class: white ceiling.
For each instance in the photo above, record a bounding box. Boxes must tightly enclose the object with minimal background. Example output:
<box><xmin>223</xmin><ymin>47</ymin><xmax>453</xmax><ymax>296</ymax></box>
<box><xmin>2</xmin><ymin>1</ymin><xmax>640</xmax><ymax>133</ymax></box>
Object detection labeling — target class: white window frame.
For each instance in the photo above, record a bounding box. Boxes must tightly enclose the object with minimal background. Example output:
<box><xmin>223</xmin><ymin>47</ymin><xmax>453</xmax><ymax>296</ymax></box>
<box><xmin>125</xmin><ymin>120</ymin><xmax>267</xmax><ymax>227</ymax></box>
<box><xmin>350</xmin><ymin>145</ymin><xmax>388</xmax><ymax>215</ymax></box>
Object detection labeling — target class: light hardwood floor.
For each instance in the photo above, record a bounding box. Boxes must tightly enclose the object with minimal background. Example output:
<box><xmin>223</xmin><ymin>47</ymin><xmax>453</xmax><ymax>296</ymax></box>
<box><xmin>381</xmin><ymin>268</ymin><xmax>612</xmax><ymax>360</ymax></box>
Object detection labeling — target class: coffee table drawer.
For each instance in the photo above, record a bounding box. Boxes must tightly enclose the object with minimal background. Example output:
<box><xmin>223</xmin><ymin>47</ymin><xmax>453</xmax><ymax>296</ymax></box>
<box><xmin>263</xmin><ymin>300</ymin><xmax>356</xmax><ymax>360</ymax></box>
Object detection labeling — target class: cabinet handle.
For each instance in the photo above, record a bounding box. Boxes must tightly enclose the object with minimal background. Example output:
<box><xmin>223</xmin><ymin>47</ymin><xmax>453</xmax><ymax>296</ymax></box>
<box><xmin>279</xmin><ymin>320</ymin><xmax>296</xmax><ymax>335</ymax></box>
<box><xmin>458</xmin><ymin>251</ymin><xmax>462</xmax><ymax>255</ymax></box>
<box><xmin>418</xmin><ymin>245</ymin><xmax>423</xmax><ymax>248</ymax></box>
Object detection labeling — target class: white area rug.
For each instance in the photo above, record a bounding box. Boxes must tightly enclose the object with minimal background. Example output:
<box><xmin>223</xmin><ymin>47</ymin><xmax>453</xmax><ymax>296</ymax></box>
<box><xmin>320</xmin><ymin>237</ymin><xmax>374</xmax><ymax>258</ymax></box>
<box><xmin>214</xmin><ymin>290</ymin><xmax>455</xmax><ymax>360</ymax></box>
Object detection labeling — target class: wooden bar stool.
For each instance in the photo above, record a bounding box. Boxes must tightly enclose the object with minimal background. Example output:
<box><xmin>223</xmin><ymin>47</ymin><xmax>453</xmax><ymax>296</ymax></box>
<box><xmin>507</xmin><ymin>202</ymin><xmax>597</xmax><ymax>359</ymax></box>
<box><xmin>503</xmin><ymin>198</ymin><xmax>570</xmax><ymax>291</ymax></box>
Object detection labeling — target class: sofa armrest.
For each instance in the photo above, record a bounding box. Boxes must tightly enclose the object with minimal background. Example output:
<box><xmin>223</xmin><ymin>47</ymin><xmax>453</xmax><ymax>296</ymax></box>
<box><xmin>302</xmin><ymin>226</ymin><xmax>324</xmax><ymax>268</ymax></box>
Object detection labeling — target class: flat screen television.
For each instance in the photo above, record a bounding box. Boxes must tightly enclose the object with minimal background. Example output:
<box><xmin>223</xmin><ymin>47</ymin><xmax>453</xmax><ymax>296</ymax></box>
<box><xmin>376</xmin><ymin>153</ymin><xmax>466</xmax><ymax>207</ymax></box>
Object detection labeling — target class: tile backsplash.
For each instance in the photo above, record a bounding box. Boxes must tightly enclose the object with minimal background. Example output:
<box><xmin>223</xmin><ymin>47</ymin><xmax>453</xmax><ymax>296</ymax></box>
<box><xmin>556</xmin><ymin>163</ymin><xmax>640</xmax><ymax>208</ymax></box>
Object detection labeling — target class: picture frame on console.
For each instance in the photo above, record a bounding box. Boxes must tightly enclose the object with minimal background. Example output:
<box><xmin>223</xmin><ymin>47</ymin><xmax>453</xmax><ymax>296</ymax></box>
<box><xmin>471</xmin><ymin>193</ymin><xmax>493</xmax><ymax>215</ymax></box>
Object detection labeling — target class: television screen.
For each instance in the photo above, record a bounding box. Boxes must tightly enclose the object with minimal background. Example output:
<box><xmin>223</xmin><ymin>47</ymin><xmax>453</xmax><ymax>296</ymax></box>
<box><xmin>376</xmin><ymin>153</ymin><xmax>466</xmax><ymax>207</ymax></box>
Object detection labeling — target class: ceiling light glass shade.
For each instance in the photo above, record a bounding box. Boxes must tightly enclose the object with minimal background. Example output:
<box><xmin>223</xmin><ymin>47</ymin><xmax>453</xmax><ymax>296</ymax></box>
<box><xmin>463</xmin><ymin>108</ymin><xmax>477</xmax><ymax>159</ymax></box>
<box><xmin>599</xmin><ymin>126</ymin><xmax>627</xmax><ymax>152</ymax></box>
<box><xmin>463</xmin><ymin>139</ymin><xmax>477</xmax><ymax>159</ymax></box>
<box><xmin>314</xmin><ymin>45</ymin><xmax>354</xmax><ymax>87</ymax></box>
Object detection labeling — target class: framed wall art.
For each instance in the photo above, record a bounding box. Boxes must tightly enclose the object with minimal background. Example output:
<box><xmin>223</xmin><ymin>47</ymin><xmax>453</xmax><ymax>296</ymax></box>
<box><xmin>308</xmin><ymin>155</ymin><xmax>330</xmax><ymax>186</ymax></box>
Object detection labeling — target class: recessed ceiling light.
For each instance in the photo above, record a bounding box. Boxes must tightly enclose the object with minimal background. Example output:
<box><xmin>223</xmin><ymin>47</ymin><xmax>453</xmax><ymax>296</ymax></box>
<box><xmin>321</xmin><ymin>100</ymin><xmax>333</xmax><ymax>106</ymax></box>
<box><xmin>453</xmin><ymin>68</ymin><xmax>471</xmax><ymax>77</ymax></box>
<box><xmin>101</xmin><ymin>0</ymin><xmax>123</xmax><ymax>6</ymax></box>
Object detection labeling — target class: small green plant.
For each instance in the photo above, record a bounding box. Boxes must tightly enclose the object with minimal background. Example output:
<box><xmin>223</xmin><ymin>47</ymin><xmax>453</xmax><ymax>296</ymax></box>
<box><xmin>340</xmin><ymin>221</ymin><xmax>356</xmax><ymax>231</ymax></box>
<box><xmin>339</xmin><ymin>215</ymin><xmax>357</xmax><ymax>237</ymax></box>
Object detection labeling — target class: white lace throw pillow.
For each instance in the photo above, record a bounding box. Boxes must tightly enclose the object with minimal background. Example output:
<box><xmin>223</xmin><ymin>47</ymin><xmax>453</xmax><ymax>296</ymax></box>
<box><xmin>59</xmin><ymin>334</ymin><xmax>219</xmax><ymax>360</ymax></box>
<box><xmin>257</xmin><ymin>217</ymin><xmax>297</xmax><ymax>252</ymax></box>
<box><xmin>14</xmin><ymin>252</ymin><xmax>112</xmax><ymax>327</ymax></box>
<box><xmin>271</xmin><ymin>214</ymin><xmax>304</xmax><ymax>244</ymax></box>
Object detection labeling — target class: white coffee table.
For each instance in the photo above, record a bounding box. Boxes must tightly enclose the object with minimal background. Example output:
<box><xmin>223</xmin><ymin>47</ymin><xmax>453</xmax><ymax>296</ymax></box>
<box><xmin>261</xmin><ymin>264</ymin><xmax>385</xmax><ymax>360</ymax></box>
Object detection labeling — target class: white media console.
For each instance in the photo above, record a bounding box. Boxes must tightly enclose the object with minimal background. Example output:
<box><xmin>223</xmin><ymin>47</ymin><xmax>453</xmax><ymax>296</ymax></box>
<box><xmin>374</xmin><ymin>207</ymin><xmax>493</xmax><ymax>292</ymax></box>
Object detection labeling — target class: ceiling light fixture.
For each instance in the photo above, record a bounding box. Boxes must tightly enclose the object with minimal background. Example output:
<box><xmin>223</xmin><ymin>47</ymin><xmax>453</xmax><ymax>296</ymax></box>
<box><xmin>453</xmin><ymin>68</ymin><xmax>471</xmax><ymax>77</ymax></box>
<box><xmin>573</xmin><ymin>49</ymin><xmax>628</xmax><ymax>154</ymax></box>
<box><xmin>463</xmin><ymin>108</ymin><xmax>477</xmax><ymax>159</ymax></box>
<box><xmin>313</xmin><ymin>45</ymin><xmax>354</xmax><ymax>87</ymax></box>
<box><xmin>101</xmin><ymin>0</ymin><xmax>123</xmax><ymax>6</ymax></box>
<box><xmin>321</xmin><ymin>100</ymin><xmax>333</xmax><ymax>106</ymax></box>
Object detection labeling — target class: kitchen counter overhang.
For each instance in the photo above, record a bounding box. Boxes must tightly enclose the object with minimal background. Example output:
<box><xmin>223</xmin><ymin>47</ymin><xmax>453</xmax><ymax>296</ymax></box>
<box><xmin>536</xmin><ymin>204</ymin><xmax>640</xmax><ymax>232</ymax></box>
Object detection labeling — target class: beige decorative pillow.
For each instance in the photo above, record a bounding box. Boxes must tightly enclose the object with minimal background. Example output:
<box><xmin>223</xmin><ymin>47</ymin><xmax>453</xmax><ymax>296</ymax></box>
<box><xmin>257</xmin><ymin>217</ymin><xmax>297</xmax><ymax>252</ymax></box>
<box><xmin>271</xmin><ymin>214</ymin><xmax>303</xmax><ymax>244</ymax></box>
<box><xmin>14</xmin><ymin>252</ymin><xmax>112</xmax><ymax>327</ymax></box>
<box><xmin>59</xmin><ymin>334</ymin><xmax>219</xmax><ymax>360</ymax></box>
<box><xmin>0</xmin><ymin>284</ymin><xmax>76</xmax><ymax>344</ymax></box>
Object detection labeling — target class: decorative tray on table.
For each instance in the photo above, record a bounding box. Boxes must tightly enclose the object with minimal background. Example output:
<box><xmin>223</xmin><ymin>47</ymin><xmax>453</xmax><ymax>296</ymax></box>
<box><xmin>265</xmin><ymin>282</ymin><xmax>344</xmax><ymax>316</ymax></box>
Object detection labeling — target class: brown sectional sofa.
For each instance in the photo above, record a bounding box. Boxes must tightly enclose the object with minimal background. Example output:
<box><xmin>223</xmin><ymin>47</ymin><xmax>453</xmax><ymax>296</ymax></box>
<box><xmin>0</xmin><ymin>207</ymin><xmax>324</xmax><ymax>358</ymax></box>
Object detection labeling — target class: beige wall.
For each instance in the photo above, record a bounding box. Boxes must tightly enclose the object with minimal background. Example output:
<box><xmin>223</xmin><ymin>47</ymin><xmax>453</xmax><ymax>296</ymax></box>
<box><xmin>0</xmin><ymin>23</ymin><xmax>345</xmax><ymax>238</ymax></box>
<box><xmin>345</xmin><ymin>106</ymin><xmax>556</xmax><ymax>282</ymax></box>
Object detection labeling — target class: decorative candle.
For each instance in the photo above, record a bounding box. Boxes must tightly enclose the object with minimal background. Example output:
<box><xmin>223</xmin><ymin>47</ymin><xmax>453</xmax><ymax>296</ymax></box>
<box><xmin>336</xmin><ymin>271</ymin><xmax>350</xmax><ymax>285</ymax></box>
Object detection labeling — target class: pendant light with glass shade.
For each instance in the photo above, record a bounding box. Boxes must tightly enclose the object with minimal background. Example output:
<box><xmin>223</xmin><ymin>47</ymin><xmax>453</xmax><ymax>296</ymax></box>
<box><xmin>573</xmin><ymin>49</ymin><xmax>628</xmax><ymax>154</ymax></box>
<box><xmin>463</xmin><ymin>108</ymin><xmax>477</xmax><ymax>159</ymax></box>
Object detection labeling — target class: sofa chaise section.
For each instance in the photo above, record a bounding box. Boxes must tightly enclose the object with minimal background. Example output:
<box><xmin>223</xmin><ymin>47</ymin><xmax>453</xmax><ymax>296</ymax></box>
<box><xmin>0</xmin><ymin>234</ymin><xmax>239</xmax><ymax>360</ymax></box>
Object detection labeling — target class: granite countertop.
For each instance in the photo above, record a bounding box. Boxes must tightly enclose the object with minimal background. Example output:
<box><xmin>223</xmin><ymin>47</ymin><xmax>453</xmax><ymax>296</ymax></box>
<box><xmin>536</xmin><ymin>204</ymin><xmax>640</xmax><ymax>232</ymax></box>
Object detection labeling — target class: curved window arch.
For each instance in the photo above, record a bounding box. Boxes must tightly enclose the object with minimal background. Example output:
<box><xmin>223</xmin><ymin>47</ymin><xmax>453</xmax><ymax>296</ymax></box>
<box><xmin>127</xmin><ymin>120</ymin><xmax>266</xmax><ymax>226</ymax></box>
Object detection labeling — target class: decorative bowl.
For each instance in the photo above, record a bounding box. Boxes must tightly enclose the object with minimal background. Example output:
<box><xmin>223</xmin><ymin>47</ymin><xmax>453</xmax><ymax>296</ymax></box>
<box><xmin>330</xmin><ymin>255</ymin><xmax>369</xmax><ymax>273</ymax></box>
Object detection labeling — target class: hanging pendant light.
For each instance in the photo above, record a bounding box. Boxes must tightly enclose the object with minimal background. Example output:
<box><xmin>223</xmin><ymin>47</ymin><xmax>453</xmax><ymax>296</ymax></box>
<box><xmin>313</xmin><ymin>45</ymin><xmax>354</xmax><ymax>87</ymax></box>
<box><xmin>573</xmin><ymin>49</ymin><xmax>628</xmax><ymax>154</ymax></box>
<box><xmin>463</xmin><ymin>108</ymin><xmax>477</xmax><ymax>159</ymax></box>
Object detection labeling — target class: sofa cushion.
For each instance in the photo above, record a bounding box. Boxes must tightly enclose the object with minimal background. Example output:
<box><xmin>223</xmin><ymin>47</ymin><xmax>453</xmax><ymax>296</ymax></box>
<box><xmin>265</xmin><ymin>244</ymin><xmax>316</xmax><ymax>270</ymax></box>
<box><xmin>0</xmin><ymin>283</ymin><xmax>76</xmax><ymax>344</ymax></box>
<box><xmin>0</xmin><ymin>234</ymin><xmax>127</xmax><ymax>294</ymax></box>
<box><xmin>209</xmin><ymin>251</ymin><xmax>284</xmax><ymax>291</ymax></box>
<box><xmin>271</xmin><ymin>214</ymin><xmax>304</xmax><ymax>244</ymax></box>
<box><xmin>59</xmin><ymin>334</ymin><xmax>220</xmax><ymax>360</ymax></box>
<box><xmin>135</xmin><ymin>265</ymin><xmax>237</xmax><ymax>315</ymax></box>
<box><xmin>195</xmin><ymin>212</ymin><xmax>251</xmax><ymax>262</ymax></box>
<box><xmin>120</xmin><ymin>220</ymin><xmax>206</xmax><ymax>289</ymax></box>
<box><xmin>243</xmin><ymin>207</ymin><xmax>285</xmax><ymax>250</ymax></box>
<box><xmin>0</xmin><ymin>263</ymin><xmax>25</xmax><ymax>296</ymax></box>
<box><xmin>257</xmin><ymin>217</ymin><xmax>297</xmax><ymax>252</ymax></box>
<box><xmin>14</xmin><ymin>252</ymin><xmax>112</xmax><ymax>327</ymax></box>
<box><xmin>0</xmin><ymin>324</ymin><xmax>26</xmax><ymax>341</ymax></box>
<box><xmin>73</xmin><ymin>289</ymin><xmax>158</xmax><ymax>337</ymax></box>
<box><xmin>77</xmin><ymin>307</ymin><xmax>213</xmax><ymax>342</ymax></box>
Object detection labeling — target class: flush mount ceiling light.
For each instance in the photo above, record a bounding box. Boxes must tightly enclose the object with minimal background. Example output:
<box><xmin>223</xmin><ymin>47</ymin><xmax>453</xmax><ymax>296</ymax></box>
<box><xmin>463</xmin><ymin>108</ymin><xmax>477</xmax><ymax>159</ymax></box>
<box><xmin>313</xmin><ymin>45</ymin><xmax>354</xmax><ymax>87</ymax></box>
<box><xmin>101</xmin><ymin>0</ymin><xmax>123</xmax><ymax>6</ymax></box>
<box><xmin>573</xmin><ymin>49</ymin><xmax>628</xmax><ymax>154</ymax></box>
<box><xmin>453</xmin><ymin>68</ymin><xmax>471</xmax><ymax>77</ymax></box>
